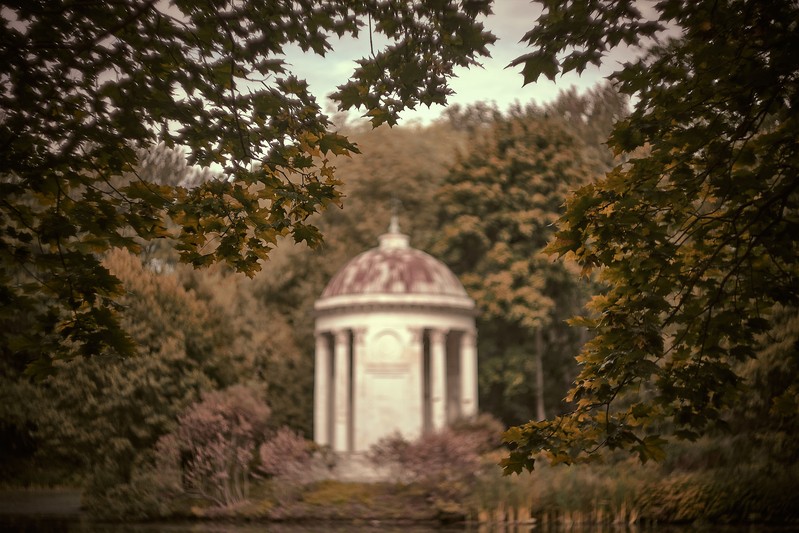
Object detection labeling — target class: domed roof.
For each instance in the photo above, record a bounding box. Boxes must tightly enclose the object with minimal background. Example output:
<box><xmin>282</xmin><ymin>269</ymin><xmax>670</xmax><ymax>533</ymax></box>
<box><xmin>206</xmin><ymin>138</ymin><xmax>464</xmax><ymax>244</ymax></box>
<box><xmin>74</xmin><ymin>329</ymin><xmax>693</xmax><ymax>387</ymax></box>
<box><xmin>315</xmin><ymin>219</ymin><xmax>474</xmax><ymax>314</ymax></box>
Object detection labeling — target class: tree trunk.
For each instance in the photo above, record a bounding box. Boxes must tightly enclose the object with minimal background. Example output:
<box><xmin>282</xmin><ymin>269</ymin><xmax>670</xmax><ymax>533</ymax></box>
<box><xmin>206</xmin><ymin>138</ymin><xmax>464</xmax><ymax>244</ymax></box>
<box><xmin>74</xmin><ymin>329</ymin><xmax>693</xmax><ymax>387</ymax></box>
<box><xmin>534</xmin><ymin>328</ymin><xmax>546</xmax><ymax>421</ymax></box>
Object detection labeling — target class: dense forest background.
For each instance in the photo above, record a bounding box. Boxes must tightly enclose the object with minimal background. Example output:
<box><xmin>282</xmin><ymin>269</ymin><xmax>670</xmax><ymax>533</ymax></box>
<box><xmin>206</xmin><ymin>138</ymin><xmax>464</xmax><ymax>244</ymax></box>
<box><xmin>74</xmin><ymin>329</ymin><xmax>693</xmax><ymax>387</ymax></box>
<box><xmin>0</xmin><ymin>84</ymin><xmax>621</xmax><ymax>481</ymax></box>
<box><xmin>2</xmin><ymin>82</ymin><xmax>797</xmax><ymax>522</ymax></box>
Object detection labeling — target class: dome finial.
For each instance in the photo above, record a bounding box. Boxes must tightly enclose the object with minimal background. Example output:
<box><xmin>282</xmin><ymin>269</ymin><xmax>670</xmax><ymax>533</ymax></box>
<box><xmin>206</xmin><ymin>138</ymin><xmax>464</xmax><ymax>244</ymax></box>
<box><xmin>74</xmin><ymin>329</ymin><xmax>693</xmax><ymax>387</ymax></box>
<box><xmin>379</xmin><ymin>197</ymin><xmax>409</xmax><ymax>249</ymax></box>
<box><xmin>389</xmin><ymin>196</ymin><xmax>401</xmax><ymax>234</ymax></box>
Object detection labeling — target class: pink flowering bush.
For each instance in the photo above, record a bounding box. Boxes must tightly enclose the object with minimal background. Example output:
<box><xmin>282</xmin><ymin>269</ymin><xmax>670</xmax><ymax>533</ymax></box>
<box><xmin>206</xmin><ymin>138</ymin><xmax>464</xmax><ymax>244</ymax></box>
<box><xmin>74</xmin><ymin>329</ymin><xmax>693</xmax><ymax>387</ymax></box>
<box><xmin>368</xmin><ymin>414</ymin><xmax>503</xmax><ymax>517</ymax></box>
<box><xmin>258</xmin><ymin>426</ymin><xmax>314</xmax><ymax>478</ymax></box>
<box><xmin>369</xmin><ymin>414</ymin><xmax>502</xmax><ymax>483</ymax></box>
<box><xmin>160</xmin><ymin>384</ymin><xmax>271</xmax><ymax>508</ymax></box>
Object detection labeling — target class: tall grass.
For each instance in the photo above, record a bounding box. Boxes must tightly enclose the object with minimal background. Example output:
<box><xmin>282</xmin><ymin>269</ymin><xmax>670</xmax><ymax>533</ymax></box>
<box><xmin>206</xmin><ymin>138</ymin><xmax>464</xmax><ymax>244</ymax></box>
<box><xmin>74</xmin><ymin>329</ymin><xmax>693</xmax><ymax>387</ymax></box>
<box><xmin>469</xmin><ymin>451</ymin><xmax>799</xmax><ymax>526</ymax></box>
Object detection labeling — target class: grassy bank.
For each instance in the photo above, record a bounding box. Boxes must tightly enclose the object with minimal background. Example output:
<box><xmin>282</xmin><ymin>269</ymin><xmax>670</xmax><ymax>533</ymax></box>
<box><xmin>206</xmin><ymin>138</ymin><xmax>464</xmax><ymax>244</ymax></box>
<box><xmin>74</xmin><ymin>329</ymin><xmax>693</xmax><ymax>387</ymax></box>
<box><xmin>470</xmin><ymin>455</ymin><xmax>799</xmax><ymax>527</ymax></box>
<box><xmin>4</xmin><ymin>461</ymin><xmax>796</xmax><ymax>528</ymax></box>
<box><xmin>11</xmin><ymin>419</ymin><xmax>795</xmax><ymax>527</ymax></box>
<box><xmin>101</xmin><ymin>459</ymin><xmax>798</xmax><ymax>528</ymax></box>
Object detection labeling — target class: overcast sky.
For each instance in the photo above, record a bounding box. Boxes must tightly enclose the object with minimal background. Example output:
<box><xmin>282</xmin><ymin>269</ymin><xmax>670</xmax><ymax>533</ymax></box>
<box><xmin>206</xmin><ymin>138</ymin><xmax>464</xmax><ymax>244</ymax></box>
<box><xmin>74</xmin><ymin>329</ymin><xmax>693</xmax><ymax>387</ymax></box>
<box><xmin>283</xmin><ymin>0</ymin><xmax>631</xmax><ymax>124</ymax></box>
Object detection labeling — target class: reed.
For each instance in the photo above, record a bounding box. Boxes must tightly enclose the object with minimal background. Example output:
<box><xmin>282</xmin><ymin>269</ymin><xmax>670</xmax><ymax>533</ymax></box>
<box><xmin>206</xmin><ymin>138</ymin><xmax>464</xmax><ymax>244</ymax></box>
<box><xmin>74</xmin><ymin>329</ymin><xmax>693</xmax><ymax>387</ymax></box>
<box><xmin>471</xmin><ymin>457</ymin><xmax>653</xmax><ymax>527</ymax></box>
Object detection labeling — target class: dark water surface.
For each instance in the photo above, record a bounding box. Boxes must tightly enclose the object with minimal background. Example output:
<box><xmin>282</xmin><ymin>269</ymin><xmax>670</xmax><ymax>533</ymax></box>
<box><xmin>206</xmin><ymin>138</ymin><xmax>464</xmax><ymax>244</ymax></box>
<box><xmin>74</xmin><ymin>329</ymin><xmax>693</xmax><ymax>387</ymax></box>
<box><xmin>0</xmin><ymin>490</ymin><xmax>447</xmax><ymax>532</ymax></box>
<box><xmin>3</xmin><ymin>518</ymin><xmax>797</xmax><ymax>533</ymax></box>
<box><xmin>1</xmin><ymin>489</ymin><xmax>795</xmax><ymax>533</ymax></box>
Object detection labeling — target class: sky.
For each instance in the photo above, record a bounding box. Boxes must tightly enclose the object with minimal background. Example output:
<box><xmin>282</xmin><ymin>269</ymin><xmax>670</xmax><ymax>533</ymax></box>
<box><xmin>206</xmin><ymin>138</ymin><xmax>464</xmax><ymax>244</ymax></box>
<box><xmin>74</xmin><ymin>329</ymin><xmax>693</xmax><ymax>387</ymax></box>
<box><xmin>282</xmin><ymin>0</ymin><xmax>631</xmax><ymax>125</ymax></box>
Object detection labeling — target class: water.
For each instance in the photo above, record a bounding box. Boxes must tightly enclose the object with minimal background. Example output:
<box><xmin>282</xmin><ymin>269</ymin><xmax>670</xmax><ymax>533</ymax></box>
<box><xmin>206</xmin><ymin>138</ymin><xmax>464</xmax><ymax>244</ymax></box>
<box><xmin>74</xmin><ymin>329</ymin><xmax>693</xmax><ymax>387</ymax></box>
<box><xmin>1</xmin><ymin>490</ymin><xmax>794</xmax><ymax>533</ymax></box>
<box><xmin>1</xmin><ymin>515</ymin><xmax>460</xmax><ymax>533</ymax></box>
<box><xmin>0</xmin><ymin>490</ymin><xmax>452</xmax><ymax>532</ymax></box>
<box><xmin>3</xmin><ymin>518</ymin><xmax>794</xmax><ymax>533</ymax></box>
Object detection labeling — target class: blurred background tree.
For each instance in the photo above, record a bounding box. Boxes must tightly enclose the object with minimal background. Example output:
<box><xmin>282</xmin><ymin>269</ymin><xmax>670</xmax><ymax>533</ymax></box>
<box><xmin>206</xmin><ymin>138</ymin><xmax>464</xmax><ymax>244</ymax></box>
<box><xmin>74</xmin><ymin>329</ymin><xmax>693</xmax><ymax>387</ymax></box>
<box><xmin>433</xmin><ymin>88</ymin><xmax>624</xmax><ymax>427</ymax></box>
<box><xmin>0</xmin><ymin>0</ymin><xmax>494</xmax><ymax>371</ymax></box>
<box><xmin>503</xmin><ymin>0</ymin><xmax>799</xmax><ymax>472</ymax></box>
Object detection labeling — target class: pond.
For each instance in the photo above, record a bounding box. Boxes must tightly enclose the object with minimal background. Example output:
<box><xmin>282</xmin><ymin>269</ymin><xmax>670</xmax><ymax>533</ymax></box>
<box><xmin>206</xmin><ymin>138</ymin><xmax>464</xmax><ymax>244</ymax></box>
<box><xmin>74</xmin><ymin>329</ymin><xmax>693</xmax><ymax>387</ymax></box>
<box><xmin>3</xmin><ymin>517</ymin><xmax>794</xmax><ymax>533</ymax></box>
<box><xmin>0</xmin><ymin>489</ymin><xmax>792</xmax><ymax>533</ymax></box>
<box><xmin>0</xmin><ymin>490</ymin><xmax>449</xmax><ymax>532</ymax></box>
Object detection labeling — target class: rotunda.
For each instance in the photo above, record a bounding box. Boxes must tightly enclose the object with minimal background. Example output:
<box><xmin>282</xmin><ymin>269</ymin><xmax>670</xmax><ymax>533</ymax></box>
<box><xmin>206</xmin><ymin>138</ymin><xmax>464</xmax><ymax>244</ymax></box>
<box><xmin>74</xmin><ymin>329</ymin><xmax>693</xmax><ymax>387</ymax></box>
<box><xmin>314</xmin><ymin>217</ymin><xmax>478</xmax><ymax>454</ymax></box>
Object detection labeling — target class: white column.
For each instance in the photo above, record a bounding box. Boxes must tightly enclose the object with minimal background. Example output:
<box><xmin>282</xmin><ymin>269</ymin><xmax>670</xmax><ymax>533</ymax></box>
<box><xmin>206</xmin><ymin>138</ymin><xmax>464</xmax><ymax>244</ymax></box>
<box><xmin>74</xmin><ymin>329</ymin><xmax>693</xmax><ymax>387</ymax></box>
<box><xmin>351</xmin><ymin>328</ymin><xmax>365</xmax><ymax>452</ymax></box>
<box><xmin>333</xmin><ymin>330</ymin><xmax>350</xmax><ymax>452</ymax></box>
<box><xmin>408</xmin><ymin>327</ymin><xmax>425</xmax><ymax>438</ymax></box>
<box><xmin>460</xmin><ymin>329</ymin><xmax>478</xmax><ymax>418</ymax></box>
<box><xmin>430</xmin><ymin>328</ymin><xmax>447</xmax><ymax>431</ymax></box>
<box><xmin>314</xmin><ymin>332</ymin><xmax>330</xmax><ymax>446</ymax></box>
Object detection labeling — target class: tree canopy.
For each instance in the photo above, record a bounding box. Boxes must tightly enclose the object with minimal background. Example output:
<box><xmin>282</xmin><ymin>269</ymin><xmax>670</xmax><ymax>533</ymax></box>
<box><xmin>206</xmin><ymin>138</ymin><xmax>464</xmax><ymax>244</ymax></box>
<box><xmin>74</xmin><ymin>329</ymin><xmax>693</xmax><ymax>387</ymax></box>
<box><xmin>502</xmin><ymin>0</ymin><xmax>799</xmax><ymax>473</ymax></box>
<box><xmin>433</xmin><ymin>93</ymin><xmax>623</xmax><ymax>427</ymax></box>
<box><xmin>3</xmin><ymin>0</ymin><xmax>796</xmax><ymax>479</ymax></box>
<box><xmin>0</xmin><ymin>0</ymin><xmax>494</xmax><ymax>371</ymax></box>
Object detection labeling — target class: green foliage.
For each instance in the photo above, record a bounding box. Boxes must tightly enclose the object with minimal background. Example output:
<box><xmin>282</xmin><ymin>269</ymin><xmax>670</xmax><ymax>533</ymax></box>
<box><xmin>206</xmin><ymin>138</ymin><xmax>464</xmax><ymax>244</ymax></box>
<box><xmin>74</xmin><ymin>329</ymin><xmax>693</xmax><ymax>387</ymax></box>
<box><xmin>0</xmin><ymin>369</ymin><xmax>51</xmax><ymax>483</ymax></box>
<box><xmin>368</xmin><ymin>415</ymin><xmax>503</xmax><ymax>519</ymax></box>
<box><xmin>176</xmin><ymin>263</ymin><xmax>311</xmax><ymax>435</ymax></box>
<box><xmin>504</xmin><ymin>0</ymin><xmax>799</xmax><ymax>471</ymax></box>
<box><xmin>85</xmin><ymin>384</ymin><xmax>275</xmax><ymax>519</ymax></box>
<box><xmin>331</xmin><ymin>1</ymin><xmax>496</xmax><ymax>126</ymax></box>
<box><xmin>31</xmin><ymin>249</ymin><xmax>274</xmax><ymax>495</ymax></box>
<box><xmin>434</xmin><ymin>94</ymin><xmax>621</xmax><ymax>426</ymax></box>
<box><xmin>163</xmin><ymin>384</ymin><xmax>271</xmax><ymax>508</ymax></box>
<box><xmin>479</xmin><ymin>451</ymin><xmax>799</xmax><ymax>525</ymax></box>
<box><xmin>526</xmin><ymin>460</ymin><xmax>652</xmax><ymax>519</ymax></box>
<box><xmin>728</xmin><ymin>305</ymin><xmax>799</xmax><ymax>463</ymax></box>
<box><xmin>635</xmin><ymin>465</ymin><xmax>799</xmax><ymax>524</ymax></box>
<box><xmin>0</xmin><ymin>0</ymin><xmax>494</xmax><ymax>368</ymax></box>
<box><xmin>82</xmin><ymin>454</ymin><xmax>184</xmax><ymax>521</ymax></box>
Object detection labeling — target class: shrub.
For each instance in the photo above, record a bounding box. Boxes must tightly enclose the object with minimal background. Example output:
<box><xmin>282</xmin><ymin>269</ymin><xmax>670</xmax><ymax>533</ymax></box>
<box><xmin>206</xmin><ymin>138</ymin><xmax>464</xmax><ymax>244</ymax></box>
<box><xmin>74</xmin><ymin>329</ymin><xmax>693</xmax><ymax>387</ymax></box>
<box><xmin>258</xmin><ymin>426</ymin><xmax>313</xmax><ymax>478</ymax></box>
<box><xmin>370</xmin><ymin>415</ymin><xmax>503</xmax><ymax>486</ymax></box>
<box><xmin>162</xmin><ymin>384</ymin><xmax>271</xmax><ymax>508</ymax></box>
<box><xmin>82</xmin><ymin>442</ymin><xmax>184</xmax><ymax>520</ymax></box>
<box><xmin>84</xmin><ymin>462</ymin><xmax>183</xmax><ymax>520</ymax></box>
<box><xmin>368</xmin><ymin>415</ymin><xmax>503</xmax><ymax>519</ymax></box>
<box><xmin>635</xmin><ymin>465</ymin><xmax>799</xmax><ymax>524</ymax></box>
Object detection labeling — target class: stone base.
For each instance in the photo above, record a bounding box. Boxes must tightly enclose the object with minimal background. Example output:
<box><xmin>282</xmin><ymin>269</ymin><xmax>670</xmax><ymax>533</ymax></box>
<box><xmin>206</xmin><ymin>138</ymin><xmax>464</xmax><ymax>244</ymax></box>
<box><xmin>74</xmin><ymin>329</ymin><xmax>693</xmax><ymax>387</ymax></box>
<box><xmin>330</xmin><ymin>452</ymin><xmax>398</xmax><ymax>482</ymax></box>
